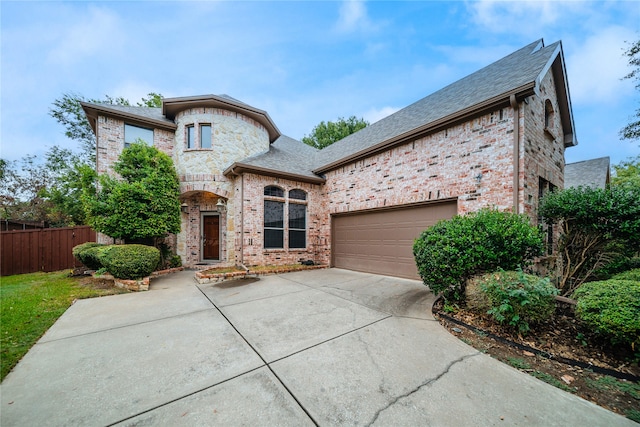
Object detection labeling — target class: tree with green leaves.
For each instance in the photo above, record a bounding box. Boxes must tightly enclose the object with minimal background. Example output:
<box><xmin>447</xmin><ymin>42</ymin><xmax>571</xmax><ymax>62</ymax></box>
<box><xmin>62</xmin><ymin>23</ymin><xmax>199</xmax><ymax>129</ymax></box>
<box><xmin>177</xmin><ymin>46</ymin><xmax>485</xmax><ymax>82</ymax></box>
<box><xmin>539</xmin><ymin>185</ymin><xmax>640</xmax><ymax>295</ymax></box>
<box><xmin>611</xmin><ymin>155</ymin><xmax>640</xmax><ymax>188</ymax></box>
<box><xmin>0</xmin><ymin>92</ymin><xmax>165</xmax><ymax>226</ymax></box>
<box><xmin>49</xmin><ymin>92</ymin><xmax>163</xmax><ymax>163</ymax></box>
<box><xmin>301</xmin><ymin>116</ymin><xmax>369</xmax><ymax>149</ymax></box>
<box><xmin>620</xmin><ymin>39</ymin><xmax>640</xmax><ymax>143</ymax></box>
<box><xmin>84</xmin><ymin>142</ymin><xmax>180</xmax><ymax>241</ymax></box>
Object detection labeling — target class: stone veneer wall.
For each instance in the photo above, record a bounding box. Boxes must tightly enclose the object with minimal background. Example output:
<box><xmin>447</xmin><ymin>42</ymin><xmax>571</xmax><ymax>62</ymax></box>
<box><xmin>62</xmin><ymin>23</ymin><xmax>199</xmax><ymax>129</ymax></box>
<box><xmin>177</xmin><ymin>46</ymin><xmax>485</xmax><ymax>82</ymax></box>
<box><xmin>239</xmin><ymin>173</ymin><xmax>330</xmax><ymax>267</ymax></box>
<box><xmin>173</xmin><ymin>107</ymin><xmax>269</xmax><ymax>181</ymax></box>
<box><xmin>173</xmin><ymin>107</ymin><xmax>270</xmax><ymax>266</ymax></box>
<box><xmin>178</xmin><ymin>192</ymin><xmax>230</xmax><ymax>267</ymax></box>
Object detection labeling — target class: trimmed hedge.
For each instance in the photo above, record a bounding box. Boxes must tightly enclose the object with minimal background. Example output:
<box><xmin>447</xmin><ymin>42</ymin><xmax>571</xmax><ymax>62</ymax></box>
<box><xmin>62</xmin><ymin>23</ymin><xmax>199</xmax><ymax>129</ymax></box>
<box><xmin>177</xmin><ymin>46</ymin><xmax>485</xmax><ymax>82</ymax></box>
<box><xmin>612</xmin><ymin>268</ymin><xmax>640</xmax><ymax>282</ymax></box>
<box><xmin>72</xmin><ymin>242</ymin><xmax>106</xmax><ymax>270</ymax></box>
<box><xmin>470</xmin><ymin>270</ymin><xmax>558</xmax><ymax>334</ymax></box>
<box><xmin>573</xmin><ymin>279</ymin><xmax>640</xmax><ymax>348</ymax></box>
<box><xmin>99</xmin><ymin>244</ymin><xmax>160</xmax><ymax>279</ymax></box>
<box><xmin>413</xmin><ymin>208</ymin><xmax>543</xmax><ymax>300</ymax></box>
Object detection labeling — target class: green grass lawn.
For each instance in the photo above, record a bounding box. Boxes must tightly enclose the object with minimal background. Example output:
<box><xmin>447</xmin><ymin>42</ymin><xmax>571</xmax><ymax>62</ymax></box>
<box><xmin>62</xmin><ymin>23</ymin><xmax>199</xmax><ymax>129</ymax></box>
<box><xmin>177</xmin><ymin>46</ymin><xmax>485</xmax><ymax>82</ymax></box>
<box><xmin>0</xmin><ymin>271</ymin><xmax>127</xmax><ymax>381</ymax></box>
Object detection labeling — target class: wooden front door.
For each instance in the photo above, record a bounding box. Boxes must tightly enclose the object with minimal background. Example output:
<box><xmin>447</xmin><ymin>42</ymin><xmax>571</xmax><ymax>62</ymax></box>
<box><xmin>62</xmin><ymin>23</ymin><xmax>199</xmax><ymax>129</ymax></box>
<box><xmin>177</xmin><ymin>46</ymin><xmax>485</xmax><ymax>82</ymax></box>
<box><xmin>203</xmin><ymin>215</ymin><xmax>220</xmax><ymax>260</ymax></box>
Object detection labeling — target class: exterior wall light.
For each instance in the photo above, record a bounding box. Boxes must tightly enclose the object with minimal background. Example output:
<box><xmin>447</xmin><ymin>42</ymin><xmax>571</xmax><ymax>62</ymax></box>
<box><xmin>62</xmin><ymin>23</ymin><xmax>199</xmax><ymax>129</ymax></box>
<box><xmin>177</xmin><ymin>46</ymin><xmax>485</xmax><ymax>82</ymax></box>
<box><xmin>216</xmin><ymin>199</ymin><xmax>227</xmax><ymax>212</ymax></box>
<box><xmin>180</xmin><ymin>203</ymin><xmax>189</xmax><ymax>213</ymax></box>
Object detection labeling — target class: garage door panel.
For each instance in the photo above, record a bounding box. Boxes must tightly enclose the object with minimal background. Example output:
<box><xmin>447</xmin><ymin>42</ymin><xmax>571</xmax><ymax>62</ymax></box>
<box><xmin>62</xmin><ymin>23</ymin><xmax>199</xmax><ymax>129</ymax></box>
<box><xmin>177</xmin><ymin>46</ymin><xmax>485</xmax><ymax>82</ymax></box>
<box><xmin>332</xmin><ymin>201</ymin><xmax>457</xmax><ymax>279</ymax></box>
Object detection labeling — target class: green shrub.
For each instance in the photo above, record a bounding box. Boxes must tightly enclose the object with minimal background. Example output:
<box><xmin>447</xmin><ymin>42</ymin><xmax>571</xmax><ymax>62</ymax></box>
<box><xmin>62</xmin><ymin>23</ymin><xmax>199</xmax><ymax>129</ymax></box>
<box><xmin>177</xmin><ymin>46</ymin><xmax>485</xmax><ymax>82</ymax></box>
<box><xmin>169</xmin><ymin>255</ymin><xmax>182</xmax><ymax>268</ymax></box>
<box><xmin>413</xmin><ymin>208</ymin><xmax>543</xmax><ymax>300</ymax></box>
<box><xmin>573</xmin><ymin>280</ymin><xmax>640</xmax><ymax>348</ymax></box>
<box><xmin>72</xmin><ymin>242</ymin><xmax>106</xmax><ymax>270</ymax></box>
<box><xmin>612</xmin><ymin>269</ymin><xmax>640</xmax><ymax>281</ymax></box>
<box><xmin>100</xmin><ymin>244</ymin><xmax>160</xmax><ymax>279</ymax></box>
<box><xmin>476</xmin><ymin>270</ymin><xmax>558</xmax><ymax>334</ymax></box>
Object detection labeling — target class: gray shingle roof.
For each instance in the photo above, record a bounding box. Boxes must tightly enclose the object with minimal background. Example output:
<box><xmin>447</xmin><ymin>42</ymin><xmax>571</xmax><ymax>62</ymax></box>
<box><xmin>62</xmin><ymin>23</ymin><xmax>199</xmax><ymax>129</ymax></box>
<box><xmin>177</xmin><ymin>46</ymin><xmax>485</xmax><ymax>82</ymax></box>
<box><xmin>564</xmin><ymin>157</ymin><xmax>610</xmax><ymax>189</ymax></box>
<box><xmin>243</xmin><ymin>40</ymin><xmax>564</xmax><ymax>178</ymax></box>
<box><xmin>89</xmin><ymin>104</ymin><xmax>174</xmax><ymax>125</ymax></box>
<box><xmin>235</xmin><ymin>135</ymin><xmax>320</xmax><ymax>181</ymax></box>
<box><xmin>312</xmin><ymin>40</ymin><xmax>559</xmax><ymax>171</ymax></box>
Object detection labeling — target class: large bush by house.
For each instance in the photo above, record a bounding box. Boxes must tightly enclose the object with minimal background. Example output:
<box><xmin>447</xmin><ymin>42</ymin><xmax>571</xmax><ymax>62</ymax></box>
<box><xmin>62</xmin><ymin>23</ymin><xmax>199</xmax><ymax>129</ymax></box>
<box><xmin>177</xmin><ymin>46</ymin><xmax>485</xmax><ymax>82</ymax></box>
<box><xmin>413</xmin><ymin>209</ymin><xmax>543</xmax><ymax>300</ymax></box>
<box><xmin>72</xmin><ymin>242</ymin><xmax>106</xmax><ymax>270</ymax></box>
<box><xmin>539</xmin><ymin>185</ymin><xmax>640</xmax><ymax>295</ymax></box>
<box><xmin>84</xmin><ymin>142</ymin><xmax>181</xmax><ymax>241</ymax></box>
<box><xmin>468</xmin><ymin>270</ymin><xmax>558</xmax><ymax>334</ymax></box>
<box><xmin>99</xmin><ymin>244</ymin><xmax>160</xmax><ymax>279</ymax></box>
<box><xmin>572</xmin><ymin>279</ymin><xmax>640</xmax><ymax>348</ymax></box>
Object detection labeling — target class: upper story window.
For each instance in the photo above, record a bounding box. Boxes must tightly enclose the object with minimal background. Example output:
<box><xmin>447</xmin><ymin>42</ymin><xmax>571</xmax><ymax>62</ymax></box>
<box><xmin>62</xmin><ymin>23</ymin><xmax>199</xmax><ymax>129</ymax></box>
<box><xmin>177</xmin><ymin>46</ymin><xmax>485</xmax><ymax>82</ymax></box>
<box><xmin>186</xmin><ymin>123</ymin><xmax>212</xmax><ymax>150</ymax></box>
<box><xmin>263</xmin><ymin>186</ymin><xmax>307</xmax><ymax>249</ymax></box>
<box><xmin>124</xmin><ymin>124</ymin><xmax>154</xmax><ymax>148</ymax></box>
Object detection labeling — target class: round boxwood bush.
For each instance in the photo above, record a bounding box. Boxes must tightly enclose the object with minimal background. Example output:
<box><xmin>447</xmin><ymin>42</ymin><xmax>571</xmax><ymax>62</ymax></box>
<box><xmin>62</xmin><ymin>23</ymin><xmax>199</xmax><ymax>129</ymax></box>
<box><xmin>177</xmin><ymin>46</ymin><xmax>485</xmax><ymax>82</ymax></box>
<box><xmin>413</xmin><ymin>208</ymin><xmax>544</xmax><ymax>300</ymax></box>
<box><xmin>72</xmin><ymin>242</ymin><xmax>106</xmax><ymax>270</ymax></box>
<box><xmin>469</xmin><ymin>270</ymin><xmax>558</xmax><ymax>334</ymax></box>
<box><xmin>572</xmin><ymin>280</ymin><xmax>640</xmax><ymax>348</ymax></box>
<box><xmin>100</xmin><ymin>244</ymin><xmax>160</xmax><ymax>279</ymax></box>
<box><xmin>612</xmin><ymin>268</ymin><xmax>640</xmax><ymax>282</ymax></box>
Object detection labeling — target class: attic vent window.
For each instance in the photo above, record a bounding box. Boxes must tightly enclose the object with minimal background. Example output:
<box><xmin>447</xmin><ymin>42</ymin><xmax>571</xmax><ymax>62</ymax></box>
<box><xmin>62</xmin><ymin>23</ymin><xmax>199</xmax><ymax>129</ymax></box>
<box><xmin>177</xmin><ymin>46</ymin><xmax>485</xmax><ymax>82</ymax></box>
<box><xmin>544</xmin><ymin>99</ymin><xmax>555</xmax><ymax>130</ymax></box>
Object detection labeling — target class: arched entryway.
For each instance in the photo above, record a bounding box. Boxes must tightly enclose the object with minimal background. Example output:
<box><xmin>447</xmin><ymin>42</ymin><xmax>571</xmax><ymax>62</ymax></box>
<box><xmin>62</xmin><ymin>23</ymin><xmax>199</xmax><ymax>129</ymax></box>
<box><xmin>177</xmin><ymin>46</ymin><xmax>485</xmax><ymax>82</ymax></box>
<box><xmin>178</xmin><ymin>190</ymin><xmax>228</xmax><ymax>267</ymax></box>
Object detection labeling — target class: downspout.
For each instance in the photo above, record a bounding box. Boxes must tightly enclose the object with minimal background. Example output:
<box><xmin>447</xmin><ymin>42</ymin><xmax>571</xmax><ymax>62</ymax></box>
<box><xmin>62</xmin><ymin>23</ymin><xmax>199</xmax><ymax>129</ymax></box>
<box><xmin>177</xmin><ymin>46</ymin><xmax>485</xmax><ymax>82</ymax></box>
<box><xmin>510</xmin><ymin>95</ymin><xmax>520</xmax><ymax>214</ymax></box>
<box><xmin>240</xmin><ymin>173</ymin><xmax>244</xmax><ymax>266</ymax></box>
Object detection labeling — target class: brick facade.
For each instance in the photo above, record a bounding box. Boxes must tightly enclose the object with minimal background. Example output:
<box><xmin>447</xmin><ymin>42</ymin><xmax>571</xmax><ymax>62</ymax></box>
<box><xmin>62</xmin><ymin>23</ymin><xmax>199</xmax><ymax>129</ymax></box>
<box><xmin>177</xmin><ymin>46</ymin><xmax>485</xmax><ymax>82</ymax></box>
<box><xmin>90</xmin><ymin>62</ymin><xmax>571</xmax><ymax>270</ymax></box>
<box><xmin>238</xmin><ymin>174</ymin><xmax>329</xmax><ymax>267</ymax></box>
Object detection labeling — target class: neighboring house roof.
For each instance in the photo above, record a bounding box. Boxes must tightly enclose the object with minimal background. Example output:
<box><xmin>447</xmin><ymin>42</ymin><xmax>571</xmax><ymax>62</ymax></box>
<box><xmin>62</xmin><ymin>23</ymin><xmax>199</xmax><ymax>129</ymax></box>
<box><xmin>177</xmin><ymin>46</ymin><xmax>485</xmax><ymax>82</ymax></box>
<box><xmin>564</xmin><ymin>157</ymin><xmax>610</xmax><ymax>189</ymax></box>
<box><xmin>312</xmin><ymin>39</ymin><xmax>576</xmax><ymax>173</ymax></box>
<box><xmin>224</xmin><ymin>136</ymin><xmax>324</xmax><ymax>184</ymax></box>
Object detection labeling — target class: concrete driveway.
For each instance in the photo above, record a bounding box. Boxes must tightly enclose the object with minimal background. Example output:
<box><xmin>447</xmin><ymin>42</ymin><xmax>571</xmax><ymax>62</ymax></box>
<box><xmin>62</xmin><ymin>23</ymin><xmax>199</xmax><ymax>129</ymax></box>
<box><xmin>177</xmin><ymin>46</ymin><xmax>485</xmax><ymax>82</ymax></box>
<box><xmin>0</xmin><ymin>269</ymin><xmax>634</xmax><ymax>426</ymax></box>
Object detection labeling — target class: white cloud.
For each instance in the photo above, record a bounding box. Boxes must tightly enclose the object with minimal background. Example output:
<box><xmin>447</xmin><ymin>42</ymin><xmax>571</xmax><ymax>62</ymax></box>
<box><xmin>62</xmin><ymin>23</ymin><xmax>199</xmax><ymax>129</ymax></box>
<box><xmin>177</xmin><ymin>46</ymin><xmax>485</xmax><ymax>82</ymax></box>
<box><xmin>361</xmin><ymin>106</ymin><xmax>400</xmax><ymax>124</ymax></box>
<box><xmin>335</xmin><ymin>0</ymin><xmax>372</xmax><ymax>33</ymax></box>
<box><xmin>467</xmin><ymin>0</ymin><xmax>586</xmax><ymax>38</ymax></box>
<box><xmin>47</xmin><ymin>6</ymin><xmax>124</xmax><ymax>65</ymax></box>
<box><xmin>566</xmin><ymin>26</ymin><xmax>636</xmax><ymax>106</ymax></box>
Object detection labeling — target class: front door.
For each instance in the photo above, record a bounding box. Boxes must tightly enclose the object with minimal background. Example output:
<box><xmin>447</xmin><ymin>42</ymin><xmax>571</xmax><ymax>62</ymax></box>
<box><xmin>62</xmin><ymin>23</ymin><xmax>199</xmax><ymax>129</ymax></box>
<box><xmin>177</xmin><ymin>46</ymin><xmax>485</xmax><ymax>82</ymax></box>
<box><xmin>203</xmin><ymin>215</ymin><xmax>220</xmax><ymax>260</ymax></box>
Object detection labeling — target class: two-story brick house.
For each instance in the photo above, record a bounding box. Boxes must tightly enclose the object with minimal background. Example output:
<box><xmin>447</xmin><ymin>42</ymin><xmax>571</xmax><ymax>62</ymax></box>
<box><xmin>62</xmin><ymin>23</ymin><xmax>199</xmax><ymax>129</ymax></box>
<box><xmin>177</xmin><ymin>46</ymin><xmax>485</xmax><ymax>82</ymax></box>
<box><xmin>81</xmin><ymin>39</ymin><xmax>576</xmax><ymax>279</ymax></box>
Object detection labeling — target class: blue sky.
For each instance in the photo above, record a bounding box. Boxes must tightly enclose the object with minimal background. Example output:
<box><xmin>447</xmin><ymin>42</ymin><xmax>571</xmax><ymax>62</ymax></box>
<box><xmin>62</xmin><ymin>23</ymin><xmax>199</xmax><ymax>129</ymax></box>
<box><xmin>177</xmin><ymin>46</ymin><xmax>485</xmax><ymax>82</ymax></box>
<box><xmin>1</xmin><ymin>1</ymin><xmax>639</xmax><ymax>166</ymax></box>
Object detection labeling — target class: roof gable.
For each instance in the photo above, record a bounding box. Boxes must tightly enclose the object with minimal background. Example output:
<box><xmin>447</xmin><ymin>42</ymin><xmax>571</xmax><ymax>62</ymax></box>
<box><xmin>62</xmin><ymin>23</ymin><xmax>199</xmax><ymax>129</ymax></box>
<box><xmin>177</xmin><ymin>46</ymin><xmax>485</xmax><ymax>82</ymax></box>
<box><xmin>312</xmin><ymin>39</ymin><xmax>576</xmax><ymax>173</ymax></box>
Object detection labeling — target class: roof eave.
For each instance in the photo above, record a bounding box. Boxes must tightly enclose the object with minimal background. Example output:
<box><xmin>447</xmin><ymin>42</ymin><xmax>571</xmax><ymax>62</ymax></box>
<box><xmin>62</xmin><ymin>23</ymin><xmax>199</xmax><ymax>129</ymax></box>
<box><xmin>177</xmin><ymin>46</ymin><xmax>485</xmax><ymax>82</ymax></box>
<box><xmin>313</xmin><ymin>83</ymin><xmax>536</xmax><ymax>174</ymax></box>
<box><xmin>80</xmin><ymin>102</ymin><xmax>177</xmax><ymax>133</ymax></box>
<box><xmin>162</xmin><ymin>95</ymin><xmax>281</xmax><ymax>143</ymax></box>
<box><xmin>536</xmin><ymin>43</ymin><xmax>577</xmax><ymax>147</ymax></box>
<box><xmin>224</xmin><ymin>162</ymin><xmax>325</xmax><ymax>185</ymax></box>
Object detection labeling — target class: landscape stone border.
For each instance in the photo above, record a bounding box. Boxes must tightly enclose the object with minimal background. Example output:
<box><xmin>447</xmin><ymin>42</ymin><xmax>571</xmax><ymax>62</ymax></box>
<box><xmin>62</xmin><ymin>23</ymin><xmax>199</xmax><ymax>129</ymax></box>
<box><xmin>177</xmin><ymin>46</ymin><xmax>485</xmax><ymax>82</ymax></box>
<box><xmin>195</xmin><ymin>264</ymin><xmax>327</xmax><ymax>284</ymax></box>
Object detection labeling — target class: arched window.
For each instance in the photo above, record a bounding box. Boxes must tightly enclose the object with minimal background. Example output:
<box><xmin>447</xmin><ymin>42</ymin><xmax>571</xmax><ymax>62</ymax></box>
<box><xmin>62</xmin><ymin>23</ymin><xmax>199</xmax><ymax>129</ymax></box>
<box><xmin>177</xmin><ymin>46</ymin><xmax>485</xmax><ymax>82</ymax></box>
<box><xmin>264</xmin><ymin>186</ymin><xmax>284</xmax><ymax>197</ymax></box>
<box><xmin>289</xmin><ymin>189</ymin><xmax>307</xmax><ymax>200</ymax></box>
<box><xmin>263</xmin><ymin>187</ymin><xmax>307</xmax><ymax>249</ymax></box>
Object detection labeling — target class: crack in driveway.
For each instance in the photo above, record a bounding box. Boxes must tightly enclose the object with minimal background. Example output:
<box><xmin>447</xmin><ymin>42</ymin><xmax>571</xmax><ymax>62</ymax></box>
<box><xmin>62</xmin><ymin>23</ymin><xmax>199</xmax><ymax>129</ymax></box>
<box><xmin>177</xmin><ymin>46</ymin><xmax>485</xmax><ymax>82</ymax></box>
<box><xmin>366</xmin><ymin>352</ymin><xmax>480</xmax><ymax>426</ymax></box>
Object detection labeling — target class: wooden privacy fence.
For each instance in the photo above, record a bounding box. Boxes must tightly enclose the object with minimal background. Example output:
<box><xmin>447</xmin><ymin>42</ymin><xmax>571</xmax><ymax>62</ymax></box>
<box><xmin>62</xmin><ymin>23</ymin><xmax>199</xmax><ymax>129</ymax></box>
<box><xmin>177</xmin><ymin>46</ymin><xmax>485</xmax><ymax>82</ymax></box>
<box><xmin>1</xmin><ymin>226</ymin><xmax>96</xmax><ymax>276</ymax></box>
